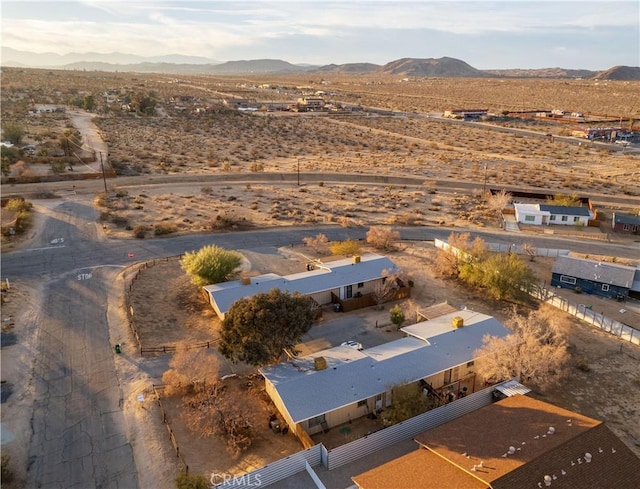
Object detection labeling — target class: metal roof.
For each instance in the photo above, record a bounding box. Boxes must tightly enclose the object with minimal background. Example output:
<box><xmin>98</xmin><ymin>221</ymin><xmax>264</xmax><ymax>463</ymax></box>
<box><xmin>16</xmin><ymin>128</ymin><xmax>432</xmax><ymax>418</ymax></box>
<box><xmin>552</xmin><ymin>255</ymin><xmax>636</xmax><ymax>288</ymax></box>
<box><xmin>203</xmin><ymin>253</ymin><xmax>398</xmax><ymax>316</ymax></box>
<box><xmin>260</xmin><ymin>312</ymin><xmax>511</xmax><ymax>424</ymax></box>
<box><xmin>613</xmin><ymin>212</ymin><xmax>640</xmax><ymax>226</ymax></box>
<box><xmin>401</xmin><ymin>310</ymin><xmax>495</xmax><ymax>342</ymax></box>
<box><xmin>494</xmin><ymin>379</ymin><xmax>531</xmax><ymax>397</ymax></box>
<box><xmin>539</xmin><ymin>204</ymin><xmax>592</xmax><ymax>216</ymax></box>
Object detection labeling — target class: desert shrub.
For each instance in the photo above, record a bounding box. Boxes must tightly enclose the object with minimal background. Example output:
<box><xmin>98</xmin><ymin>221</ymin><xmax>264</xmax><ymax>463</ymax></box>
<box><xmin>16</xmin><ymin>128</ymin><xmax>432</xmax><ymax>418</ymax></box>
<box><xmin>115</xmin><ymin>189</ymin><xmax>129</xmax><ymax>198</ymax></box>
<box><xmin>111</xmin><ymin>214</ymin><xmax>129</xmax><ymax>227</ymax></box>
<box><xmin>6</xmin><ymin>198</ymin><xmax>31</xmax><ymax>213</ymax></box>
<box><xmin>94</xmin><ymin>193</ymin><xmax>108</xmax><ymax>207</ymax></box>
<box><xmin>303</xmin><ymin>233</ymin><xmax>329</xmax><ymax>253</ymax></box>
<box><xmin>175</xmin><ymin>472</ymin><xmax>208</xmax><ymax>489</ymax></box>
<box><xmin>154</xmin><ymin>222</ymin><xmax>178</xmax><ymax>235</ymax></box>
<box><xmin>366</xmin><ymin>226</ymin><xmax>400</xmax><ymax>250</ymax></box>
<box><xmin>330</xmin><ymin>239</ymin><xmax>362</xmax><ymax>256</ymax></box>
<box><xmin>1</xmin><ymin>455</ymin><xmax>13</xmax><ymax>484</ymax></box>
<box><xmin>212</xmin><ymin>211</ymin><xmax>246</xmax><ymax>230</ymax></box>
<box><xmin>133</xmin><ymin>225</ymin><xmax>149</xmax><ymax>239</ymax></box>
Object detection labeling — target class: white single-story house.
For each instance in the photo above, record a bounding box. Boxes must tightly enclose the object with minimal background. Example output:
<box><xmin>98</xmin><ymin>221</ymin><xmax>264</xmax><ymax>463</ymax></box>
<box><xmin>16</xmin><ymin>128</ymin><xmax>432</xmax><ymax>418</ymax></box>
<box><xmin>203</xmin><ymin>253</ymin><xmax>399</xmax><ymax>319</ymax></box>
<box><xmin>514</xmin><ymin>203</ymin><xmax>593</xmax><ymax>226</ymax></box>
<box><xmin>260</xmin><ymin>310</ymin><xmax>511</xmax><ymax>437</ymax></box>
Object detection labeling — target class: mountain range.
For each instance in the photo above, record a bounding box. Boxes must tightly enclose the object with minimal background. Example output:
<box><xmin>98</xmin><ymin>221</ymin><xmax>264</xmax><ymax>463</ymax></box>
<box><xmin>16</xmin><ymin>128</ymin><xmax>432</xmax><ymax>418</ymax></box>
<box><xmin>2</xmin><ymin>48</ymin><xmax>639</xmax><ymax>80</ymax></box>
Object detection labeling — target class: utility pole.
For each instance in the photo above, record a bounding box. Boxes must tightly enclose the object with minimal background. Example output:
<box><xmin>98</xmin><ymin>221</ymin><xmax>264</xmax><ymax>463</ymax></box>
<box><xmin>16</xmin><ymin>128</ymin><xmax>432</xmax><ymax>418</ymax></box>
<box><xmin>99</xmin><ymin>152</ymin><xmax>108</xmax><ymax>193</ymax></box>
<box><xmin>482</xmin><ymin>163</ymin><xmax>488</xmax><ymax>200</ymax></box>
<box><xmin>297</xmin><ymin>158</ymin><xmax>300</xmax><ymax>186</ymax></box>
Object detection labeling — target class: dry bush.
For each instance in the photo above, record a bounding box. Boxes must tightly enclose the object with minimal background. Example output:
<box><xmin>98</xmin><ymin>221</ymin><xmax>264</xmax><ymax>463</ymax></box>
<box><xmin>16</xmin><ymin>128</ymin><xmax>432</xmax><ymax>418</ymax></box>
<box><xmin>161</xmin><ymin>343</ymin><xmax>222</xmax><ymax>396</ymax></box>
<box><xmin>366</xmin><ymin>226</ymin><xmax>400</xmax><ymax>250</ymax></box>
<box><xmin>154</xmin><ymin>222</ymin><xmax>178</xmax><ymax>235</ymax></box>
<box><xmin>474</xmin><ymin>305</ymin><xmax>571</xmax><ymax>392</ymax></box>
<box><xmin>303</xmin><ymin>233</ymin><xmax>329</xmax><ymax>253</ymax></box>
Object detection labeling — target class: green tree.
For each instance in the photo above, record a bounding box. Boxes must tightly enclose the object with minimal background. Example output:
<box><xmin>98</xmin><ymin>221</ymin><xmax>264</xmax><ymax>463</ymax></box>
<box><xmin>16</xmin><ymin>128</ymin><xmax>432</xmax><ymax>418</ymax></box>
<box><xmin>180</xmin><ymin>245</ymin><xmax>242</xmax><ymax>286</ymax></box>
<box><xmin>329</xmin><ymin>239</ymin><xmax>362</xmax><ymax>257</ymax></box>
<box><xmin>1</xmin><ymin>122</ymin><xmax>25</xmax><ymax>145</ymax></box>
<box><xmin>1</xmin><ymin>156</ymin><xmax>11</xmax><ymax>176</ymax></box>
<box><xmin>1</xmin><ymin>145</ymin><xmax>19</xmax><ymax>165</ymax></box>
<box><xmin>83</xmin><ymin>94</ymin><xmax>96</xmax><ymax>111</ymax></box>
<box><xmin>459</xmin><ymin>252</ymin><xmax>537</xmax><ymax>302</ymax></box>
<box><xmin>175</xmin><ymin>471</ymin><xmax>209</xmax><ymax>489</ymax></box>
<box><xmin>547</xmin><ymin>193</ymin><xmax>581</xmax><ymax>207</ymax></box>
<box><xmin>381</xmin><ymin>382</ymin><xmax>435</xmax><ymax>426</ymax></box>
<box><xmin>132</xmin><ymin>91</ymin><xmax>157</xmax><ymax>115</ymax></box>
<box><xmin>389</xmin><ymin>304</ymin><xmax>405</xmax><ymax>329</ymax></box>
<box><xmin>219</xmin><ymin>288</ymin><xmax>316</xmax><ymax>366</ymax></box>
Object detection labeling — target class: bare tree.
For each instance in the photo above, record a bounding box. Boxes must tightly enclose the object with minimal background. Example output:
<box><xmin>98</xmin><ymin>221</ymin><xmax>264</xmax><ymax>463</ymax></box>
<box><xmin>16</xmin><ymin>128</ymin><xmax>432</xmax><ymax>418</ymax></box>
<box><xmin>522</xmin><ymin>242</ymin><xmax>538</xmax><ymax>262</ymax></box>
<box><xmin>302</xmin><ymin>233</ymin><xmax>329</xmax><ymax>254</ymax></box>
<box><xmin>162</xmin><ymin>342</ymin><xmax>222</xmax><ymax>396</ymax></box>
<box><xmin>432</xmin><ymin>232</ymin><xmax>486</xmax><ymax>278</ymax></box>
<box><xmin>486</xmin><ymin>189</ymin><xmax>512</xmax><ymax>222</ymax></box>
<box><xmin>373</xmin><ymin>268</ymin><xmax>402</xmax><ymax>307</ymax></box>
<box><xmin>473</xmin><ymin>305</ymin><xmax>570</xmax><ymax>392</ymax></box>
<box><xmin>366</xmin><ymin>226</ymin><xmax>400</xmax><ymax>250</ymax></box>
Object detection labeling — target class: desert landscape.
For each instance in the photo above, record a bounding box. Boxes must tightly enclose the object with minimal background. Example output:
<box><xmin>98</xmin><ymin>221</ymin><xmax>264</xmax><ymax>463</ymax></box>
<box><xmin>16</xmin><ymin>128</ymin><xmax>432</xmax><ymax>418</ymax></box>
<box><xmin>2</xmin><ymin>65</ymin><xmax>640</xmax><ymax>489</ymax></box>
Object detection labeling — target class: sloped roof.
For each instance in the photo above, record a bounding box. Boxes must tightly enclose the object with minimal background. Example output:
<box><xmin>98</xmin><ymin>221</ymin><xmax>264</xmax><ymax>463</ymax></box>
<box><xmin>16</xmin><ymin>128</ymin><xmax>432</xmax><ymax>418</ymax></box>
<box><xmin>260</xmin><ymin>312</ymin><xmax>511</xmax><ymax>424</ymax></box>
<box><xmin>352</xmin><ymin>448</ymin><xmax>489</xmax><ymax>489</ymax></box>
<box><xmin>355</xmin><ymin>395</ymin><xmax>640</xmax><ymax>489</ymax></box>
<box><xmin>539</xmin><ymin>204</ymin><xmax>592</xmax><ymax>216</ymax></box>
<box><xmin>204</xmin><ymin>253</ymin><xmax>398</xmax><ymax>315</ymax></box>
<box><xmin>613</xmin><ymin>212</ymin><xmax>640</xmax><ymax>226</ymax></box>
<box><xmin>552</xmin><ymin>255</ymin><xmax>636</xmax><ymax>288</ymax></box>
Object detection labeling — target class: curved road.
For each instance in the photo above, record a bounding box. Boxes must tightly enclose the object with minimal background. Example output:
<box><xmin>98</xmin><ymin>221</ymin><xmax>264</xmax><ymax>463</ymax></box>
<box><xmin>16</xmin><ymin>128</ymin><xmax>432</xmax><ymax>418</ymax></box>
<box><xmin>2</xmin><ymin>193</ymin><xmax>639</xmax><ymax>488</ymax></box>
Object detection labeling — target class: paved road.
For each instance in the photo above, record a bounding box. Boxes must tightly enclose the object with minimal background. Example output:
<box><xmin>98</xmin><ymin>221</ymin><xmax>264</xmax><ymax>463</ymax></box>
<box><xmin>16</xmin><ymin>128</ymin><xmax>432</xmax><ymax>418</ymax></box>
<box><xmin>2</xmin><ymin>194</ymin><xmax>638</xmax><ymax>488</ymax></box>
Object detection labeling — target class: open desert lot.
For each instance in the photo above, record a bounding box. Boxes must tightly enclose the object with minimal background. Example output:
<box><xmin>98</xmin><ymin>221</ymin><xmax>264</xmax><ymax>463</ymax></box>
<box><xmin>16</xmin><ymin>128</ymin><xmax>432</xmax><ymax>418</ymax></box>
<box><xmin>2</xmin><ymin>67</ymin><xmax>640</xmax><ymax>489</ymax></box>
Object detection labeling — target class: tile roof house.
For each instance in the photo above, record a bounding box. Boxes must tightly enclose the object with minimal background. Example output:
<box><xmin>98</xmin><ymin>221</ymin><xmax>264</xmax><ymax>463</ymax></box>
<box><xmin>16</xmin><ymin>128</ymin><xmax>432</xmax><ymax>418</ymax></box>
<box><xmin>353</xmin><ymin>395</ymin><xmax>640</xmax><ymax>489</ymax></box>
<box><xmin>514</xmin><ymin>203</ymin><xmax>593</xmax><ymax>226</ymax></box>
<box><xmin>260</xmin><ymin>310</ymin><xmax>511</xmax><ymax>437</ymax></box>
<box><xmin>551</xmin><ymin>255</ymin><xmax>638</xmax><ymax>299</ymax></box>
<box><xmin>203</xmin><ymin>253</ymin><xmax>399</xmax><ymax>319</ymax></box>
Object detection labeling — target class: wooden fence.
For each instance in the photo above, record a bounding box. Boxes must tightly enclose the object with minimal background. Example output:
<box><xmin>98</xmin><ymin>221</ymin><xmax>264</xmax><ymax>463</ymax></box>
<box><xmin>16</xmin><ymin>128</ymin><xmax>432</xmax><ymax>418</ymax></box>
<box><xmin>153</xmin><ymin>384</ymin><xmax>189</xmax><ymax>473</ymax></box>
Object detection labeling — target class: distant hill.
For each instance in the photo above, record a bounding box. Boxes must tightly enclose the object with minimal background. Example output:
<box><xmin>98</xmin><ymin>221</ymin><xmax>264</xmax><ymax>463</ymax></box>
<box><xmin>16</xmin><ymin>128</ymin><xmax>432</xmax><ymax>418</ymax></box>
<box><xmin>377</xmin><ymin>57</ymin><xmax>487</xmax><ymax>77</ymax></box>
<box><xmin>314</xmin><ymin>63</ymin><xmax>380</xmax><ymax>74</ymax></box>
<box><xmin>593</xmin><ymin>65</ymin><xmax>640</xmax><ymax>80</ymax></box>
<box><xmin>204</xmin><ymin>59</ymin><xmax>310</xmax><ymax>74</ymax></box>
<box><xmin>1</xmin><ymin>47</ymin><xmax>218</xmax><ymax>67</ymax></box>
<box><xmin>485</xmin><ymin>67</ymin><xmax>596</xmax><ymax>79</ymax></box>
<box><xmin>3</xmin><ymin>48</ymin><xmax>639</xmax><ymax>80</ymax></box>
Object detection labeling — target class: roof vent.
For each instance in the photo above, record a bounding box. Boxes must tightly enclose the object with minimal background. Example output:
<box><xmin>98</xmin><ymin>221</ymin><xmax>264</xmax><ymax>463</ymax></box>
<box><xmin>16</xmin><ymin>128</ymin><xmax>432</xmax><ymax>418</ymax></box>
<box><xmin>544</xmin><ymin>475</ymin><xmax>552</xmax><ymax>486</ymax></box>
<box><xmin>452</xmin><ymin>316</ymin><xmax>464</xmax><ymax>328</ymax></box>
<box><xmin>508</xmin><ymin>446</ymin><xmax>516</xmax><ymax>455</ymax></box>
<box><xmin>547</xmin><ymin>426</ymin><xmax>555</xmax><ymax>435</ymax></box>
<box><xmin>314</xmin><ymin>357</ymin><xmax>327</xmax><ymax>371</ymax></box>
<box><xmin>584</xmin><ymin>453</ymin><xmax>592</xmax><ymax>463</ymax></box>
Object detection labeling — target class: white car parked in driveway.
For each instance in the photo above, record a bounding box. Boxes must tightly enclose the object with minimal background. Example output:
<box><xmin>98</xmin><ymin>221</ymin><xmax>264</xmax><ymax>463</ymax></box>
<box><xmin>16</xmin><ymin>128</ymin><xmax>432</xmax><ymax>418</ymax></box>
<box><xmin>341</xmin><ymin>340</ymin><xmax>363</xmax><ymax>351</ymax></box>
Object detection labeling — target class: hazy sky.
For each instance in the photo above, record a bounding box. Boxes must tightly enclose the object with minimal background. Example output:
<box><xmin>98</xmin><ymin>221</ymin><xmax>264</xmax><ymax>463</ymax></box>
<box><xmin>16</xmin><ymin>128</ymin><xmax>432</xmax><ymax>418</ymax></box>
<box><xmin>2</xmin><ymin>1</ymin><xmax>639</xmax><ymax>69</ymax></box>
